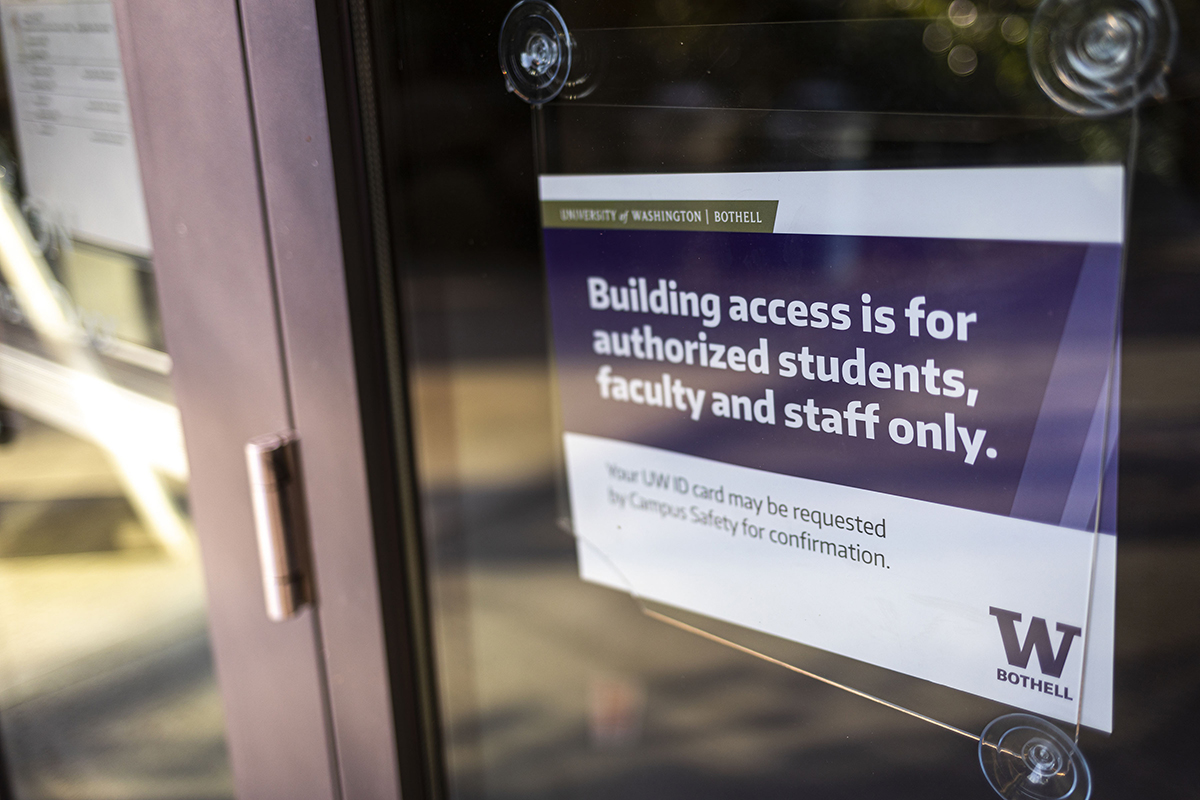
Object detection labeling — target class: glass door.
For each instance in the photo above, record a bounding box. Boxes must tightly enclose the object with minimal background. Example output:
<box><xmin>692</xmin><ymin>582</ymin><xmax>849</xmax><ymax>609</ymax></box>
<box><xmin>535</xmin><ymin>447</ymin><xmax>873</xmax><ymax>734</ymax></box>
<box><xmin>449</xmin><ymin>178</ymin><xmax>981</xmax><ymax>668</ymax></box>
<box><xmin>0</xmin><ymin>2</ymin><xmax>232</xmax><ymax>797</ymax></box>
<box><xmin>0</xmin><ymin>0</ymin><xmax>406</xmax><ymax>797</ymax></box>
<box><xmin>331</xmin><ymin>0</ymin><xmax>1200</xmax><ymax>797</ymax></box>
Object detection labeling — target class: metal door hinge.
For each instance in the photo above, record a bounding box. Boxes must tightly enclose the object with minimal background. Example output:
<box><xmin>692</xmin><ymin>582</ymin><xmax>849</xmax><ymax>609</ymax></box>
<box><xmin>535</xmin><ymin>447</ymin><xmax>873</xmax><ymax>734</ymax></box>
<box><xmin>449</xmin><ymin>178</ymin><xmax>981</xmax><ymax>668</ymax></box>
<box><xmin>245</xmin><ymin>432</ymin><xmax>312</xmax><ymax>621</ymax></box>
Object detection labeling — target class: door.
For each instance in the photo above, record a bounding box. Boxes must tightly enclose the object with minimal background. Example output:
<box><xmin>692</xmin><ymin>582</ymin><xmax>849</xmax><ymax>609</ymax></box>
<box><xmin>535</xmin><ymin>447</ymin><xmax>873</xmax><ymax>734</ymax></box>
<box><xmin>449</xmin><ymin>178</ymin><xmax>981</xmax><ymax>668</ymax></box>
<box><xmin>322</xmin><ymin>0</ymin><xmax>1200</xmax><ymax>798</ymax></box>
<box><xmin>0</xmin><ymin>1</ymin><xmax>402</xmax><ymax>798</ymax></box>
<box><xmin>12</xmin><ymin>1</ymin><xmax>1192</xmax><ymax>798</ymax></box>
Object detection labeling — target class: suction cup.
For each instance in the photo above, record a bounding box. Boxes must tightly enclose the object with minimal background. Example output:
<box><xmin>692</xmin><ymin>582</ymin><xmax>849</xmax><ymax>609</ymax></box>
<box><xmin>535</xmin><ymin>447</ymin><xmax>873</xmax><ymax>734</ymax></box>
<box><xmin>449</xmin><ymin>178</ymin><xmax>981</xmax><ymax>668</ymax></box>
<box><xmin>1029</xmin><ymin>0</ymin><xmax>1177</xmax><ymax>116</ymax></box>
<box><xmin>499</xmin><ymin>1</ymin><xmax>572</xmax><ymax>106</ymax></box>
<box><xmin>979</xmin><ymin>714</ymin><xmax>1091</xmax><ymax>800</ymax></box>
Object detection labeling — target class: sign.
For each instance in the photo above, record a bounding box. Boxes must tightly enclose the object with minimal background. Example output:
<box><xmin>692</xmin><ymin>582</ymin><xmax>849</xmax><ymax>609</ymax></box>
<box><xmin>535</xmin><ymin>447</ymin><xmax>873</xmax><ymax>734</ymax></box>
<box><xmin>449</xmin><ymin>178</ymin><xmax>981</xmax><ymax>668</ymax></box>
<box><xmin>540</xmin><ymin>167</ymin><xmax>1121</xmax><ymax>731</ymax></box>
<box><xmin>1</xmin><ymin>0</ymin><xmax>152</xmax><ymax>255</ymax></box>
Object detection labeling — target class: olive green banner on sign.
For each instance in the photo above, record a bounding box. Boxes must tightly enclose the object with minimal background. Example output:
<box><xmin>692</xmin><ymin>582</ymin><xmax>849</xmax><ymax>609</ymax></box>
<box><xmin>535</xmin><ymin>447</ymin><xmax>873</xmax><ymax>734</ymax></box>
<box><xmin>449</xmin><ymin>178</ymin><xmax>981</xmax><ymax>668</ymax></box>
<box><xmin>542</xmin><ymin>200</ymin><xmax>778</xmax><ymax>233</ymax></box>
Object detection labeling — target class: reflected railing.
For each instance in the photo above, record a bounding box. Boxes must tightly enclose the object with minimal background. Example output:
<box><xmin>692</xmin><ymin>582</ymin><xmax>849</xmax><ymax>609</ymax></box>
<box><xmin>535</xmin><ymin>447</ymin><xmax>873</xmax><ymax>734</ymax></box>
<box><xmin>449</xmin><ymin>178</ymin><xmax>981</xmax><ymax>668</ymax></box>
<box><xmin>0</xmin><ymin>184</ymin><xmax>191</xmax><ymax>559</ymax></box>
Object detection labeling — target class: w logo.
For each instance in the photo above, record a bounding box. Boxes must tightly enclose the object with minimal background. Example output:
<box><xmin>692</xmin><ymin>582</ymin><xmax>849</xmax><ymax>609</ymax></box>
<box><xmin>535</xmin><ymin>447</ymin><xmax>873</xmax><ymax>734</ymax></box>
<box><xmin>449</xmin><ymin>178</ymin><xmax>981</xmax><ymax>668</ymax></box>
<box><xmin>989</xmin><ymin>607</ymin><xmax>1082</xmax><ymax>679</ymax></box>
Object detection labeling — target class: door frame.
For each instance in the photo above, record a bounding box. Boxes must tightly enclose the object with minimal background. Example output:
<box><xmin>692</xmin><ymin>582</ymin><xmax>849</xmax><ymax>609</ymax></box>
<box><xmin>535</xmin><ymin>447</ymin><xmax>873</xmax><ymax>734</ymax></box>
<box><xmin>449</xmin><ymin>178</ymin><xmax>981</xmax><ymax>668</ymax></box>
<box><xmin>114</xmin><ymin>1</ymin><xmax>412</xmax><ymax>796</ymax></box>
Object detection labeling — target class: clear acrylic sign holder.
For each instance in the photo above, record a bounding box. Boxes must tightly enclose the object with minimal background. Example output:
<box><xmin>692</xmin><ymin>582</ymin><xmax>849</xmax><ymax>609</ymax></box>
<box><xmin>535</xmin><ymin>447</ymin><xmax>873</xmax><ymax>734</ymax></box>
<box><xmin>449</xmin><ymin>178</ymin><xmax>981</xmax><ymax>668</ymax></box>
<box><xmin>499</xmin><ymin>1</ymin><xmax>1177</xmax><ymax>797</ymax></box>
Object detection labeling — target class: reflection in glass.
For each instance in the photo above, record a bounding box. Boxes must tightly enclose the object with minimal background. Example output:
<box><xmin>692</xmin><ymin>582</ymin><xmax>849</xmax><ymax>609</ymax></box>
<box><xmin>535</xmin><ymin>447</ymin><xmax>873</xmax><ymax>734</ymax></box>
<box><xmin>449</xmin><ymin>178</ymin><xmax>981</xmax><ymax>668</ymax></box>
<box><xmin>0</xmin><ymin>1</ymin><xmax>232</xmax><ymax>797</ymax></box>
<box><xmin>366</xmin><ymin>0</ymin><xmax>1200</xmax><ymax>797</ymax></box>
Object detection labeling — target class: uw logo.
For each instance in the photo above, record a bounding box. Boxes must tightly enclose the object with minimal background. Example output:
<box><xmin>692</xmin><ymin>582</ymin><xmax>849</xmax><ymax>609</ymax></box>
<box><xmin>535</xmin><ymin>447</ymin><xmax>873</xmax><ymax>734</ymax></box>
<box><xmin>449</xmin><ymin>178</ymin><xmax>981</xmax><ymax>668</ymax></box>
<box><xmin>989</xmin><ymin>607</ymin><xmax>1082</xmax><ymax>679</ymax></box>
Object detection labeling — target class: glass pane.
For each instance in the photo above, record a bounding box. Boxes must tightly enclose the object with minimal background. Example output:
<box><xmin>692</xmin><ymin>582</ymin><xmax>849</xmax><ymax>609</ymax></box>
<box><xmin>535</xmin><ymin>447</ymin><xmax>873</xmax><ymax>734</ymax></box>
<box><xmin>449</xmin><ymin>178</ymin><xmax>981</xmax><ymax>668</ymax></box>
<box><xmin>361</xmin><ymin>0</ymin><xmax>1200</xmax><ymax>797</ymax></box>
<box><xmin>0</xmin><ymin>2</ymin><xmax>233</xmax><ymax>798</ymax></box>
